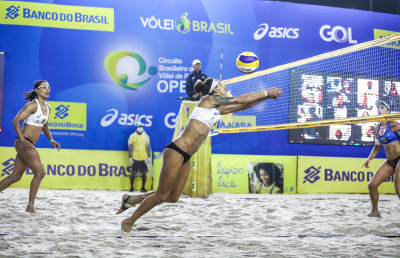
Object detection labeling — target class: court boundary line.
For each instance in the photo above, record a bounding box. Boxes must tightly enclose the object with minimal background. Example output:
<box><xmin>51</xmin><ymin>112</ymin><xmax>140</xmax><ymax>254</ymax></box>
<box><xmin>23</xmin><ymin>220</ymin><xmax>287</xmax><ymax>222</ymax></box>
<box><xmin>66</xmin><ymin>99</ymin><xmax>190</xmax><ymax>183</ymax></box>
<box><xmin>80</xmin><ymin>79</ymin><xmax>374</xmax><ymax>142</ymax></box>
<box><xmin>1</xmin><ymin>232</ymin><xmax>399</xmax><ymax>238</ymax></box>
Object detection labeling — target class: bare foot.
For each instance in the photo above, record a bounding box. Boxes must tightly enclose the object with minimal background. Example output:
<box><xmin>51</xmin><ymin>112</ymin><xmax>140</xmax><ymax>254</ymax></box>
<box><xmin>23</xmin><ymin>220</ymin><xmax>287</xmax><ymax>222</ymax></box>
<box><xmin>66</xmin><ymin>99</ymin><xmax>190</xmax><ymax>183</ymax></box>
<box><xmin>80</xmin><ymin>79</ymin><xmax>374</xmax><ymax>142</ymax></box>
<box><xmin>368</xmin><ymin>211</ymin><xmax>381</xmax><ymax>218</ymax></box>
<box><xmin>25</xmin><ymin>202</ymin><xmax>36</xmax><ymax>213</ymax></box>
<box><xmin>121</xmin><ymin>218</ymin><xmax>133</xmax><ymax>232</ymax></box>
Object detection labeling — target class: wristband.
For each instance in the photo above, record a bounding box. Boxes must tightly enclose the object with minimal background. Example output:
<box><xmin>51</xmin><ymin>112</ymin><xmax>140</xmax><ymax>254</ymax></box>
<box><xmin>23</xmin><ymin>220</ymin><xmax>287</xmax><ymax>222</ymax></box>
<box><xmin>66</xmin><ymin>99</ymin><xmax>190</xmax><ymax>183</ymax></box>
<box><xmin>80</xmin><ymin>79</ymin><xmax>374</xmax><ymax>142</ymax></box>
<box><xmin>50</xmin><ymin>139</ymin><xmax>55</xmax><ymax>143</ymax></box>
<box><xmin>263</xmin><ymin>90</ymin><xmax>268</xmax><ymax>99</ymax></box>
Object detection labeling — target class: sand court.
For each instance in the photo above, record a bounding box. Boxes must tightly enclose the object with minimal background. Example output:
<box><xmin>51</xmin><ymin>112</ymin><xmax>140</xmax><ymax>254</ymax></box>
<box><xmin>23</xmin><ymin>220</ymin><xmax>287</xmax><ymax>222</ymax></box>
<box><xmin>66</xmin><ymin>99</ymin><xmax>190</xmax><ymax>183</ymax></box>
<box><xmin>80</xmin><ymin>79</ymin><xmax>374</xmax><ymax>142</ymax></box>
<box><xmin>1</xmin><ymin>189</ymin><xmax>400</xmax><ymax>257</ymax></box>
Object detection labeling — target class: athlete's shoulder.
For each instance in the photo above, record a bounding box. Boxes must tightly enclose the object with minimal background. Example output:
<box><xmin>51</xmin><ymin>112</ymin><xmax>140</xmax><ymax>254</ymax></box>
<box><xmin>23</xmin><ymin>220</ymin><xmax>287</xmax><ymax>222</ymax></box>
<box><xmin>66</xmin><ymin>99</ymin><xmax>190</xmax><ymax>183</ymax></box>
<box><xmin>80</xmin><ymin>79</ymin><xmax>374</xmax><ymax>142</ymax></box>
<box><xmin>26</xmin><ymin>99</ymin><xmax>37</xmax><ymax>105</ymax></box>
<box><xmin>390</xmin><ymin>121</ymin><xmax>400</xmax><ymax>131</ymax></box>
<box><xmin>24</xmin><ymin>100</ymin><xmax>38</xmax><ymax>110</ymax></box>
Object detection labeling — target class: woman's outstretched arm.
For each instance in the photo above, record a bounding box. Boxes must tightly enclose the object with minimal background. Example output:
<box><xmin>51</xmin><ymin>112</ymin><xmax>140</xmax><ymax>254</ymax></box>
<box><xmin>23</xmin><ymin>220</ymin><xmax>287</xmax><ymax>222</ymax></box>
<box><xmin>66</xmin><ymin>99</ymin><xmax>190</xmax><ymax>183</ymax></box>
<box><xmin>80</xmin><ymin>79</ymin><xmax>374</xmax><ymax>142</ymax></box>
<box><xmin>220</xmin><ymin>87</ymin><xmax>281</xmax><ymax>115</ymax></box>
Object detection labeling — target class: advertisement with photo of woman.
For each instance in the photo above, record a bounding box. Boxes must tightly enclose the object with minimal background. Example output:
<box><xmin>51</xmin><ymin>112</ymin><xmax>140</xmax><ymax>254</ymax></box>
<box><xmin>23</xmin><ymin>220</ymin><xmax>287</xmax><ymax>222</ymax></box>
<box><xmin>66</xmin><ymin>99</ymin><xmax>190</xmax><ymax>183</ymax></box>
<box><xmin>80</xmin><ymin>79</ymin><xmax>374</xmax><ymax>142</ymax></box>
<box><xmin>248</xmin><ymin>162</ymin><xmax>283</xmax><ymax>194</ymax></box>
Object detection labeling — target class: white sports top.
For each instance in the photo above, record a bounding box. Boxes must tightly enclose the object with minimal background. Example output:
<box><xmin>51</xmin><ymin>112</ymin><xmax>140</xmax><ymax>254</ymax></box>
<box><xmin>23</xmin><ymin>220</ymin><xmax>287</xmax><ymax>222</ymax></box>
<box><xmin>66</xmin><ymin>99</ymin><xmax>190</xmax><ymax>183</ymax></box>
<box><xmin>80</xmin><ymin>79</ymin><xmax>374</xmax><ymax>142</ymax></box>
<box><xmin>24</xmin><ymin>99</ymin><xmax>50</xmax><ymax>127</ymax></box>
<box><xmin>190</xmin><ymin>101</ymin><xmax>221</xmax><ymax>129</ymax></box>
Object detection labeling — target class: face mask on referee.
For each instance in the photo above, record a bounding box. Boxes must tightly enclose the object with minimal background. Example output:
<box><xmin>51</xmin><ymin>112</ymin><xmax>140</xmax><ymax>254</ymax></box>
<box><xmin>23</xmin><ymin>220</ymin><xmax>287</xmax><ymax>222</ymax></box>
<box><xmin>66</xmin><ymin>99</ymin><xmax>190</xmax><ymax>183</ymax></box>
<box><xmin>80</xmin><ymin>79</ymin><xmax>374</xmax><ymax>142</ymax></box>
<box><xmin>137</xmin><ymin>127</ymin><xmax>143</xmax><ymax>133</ymax></box>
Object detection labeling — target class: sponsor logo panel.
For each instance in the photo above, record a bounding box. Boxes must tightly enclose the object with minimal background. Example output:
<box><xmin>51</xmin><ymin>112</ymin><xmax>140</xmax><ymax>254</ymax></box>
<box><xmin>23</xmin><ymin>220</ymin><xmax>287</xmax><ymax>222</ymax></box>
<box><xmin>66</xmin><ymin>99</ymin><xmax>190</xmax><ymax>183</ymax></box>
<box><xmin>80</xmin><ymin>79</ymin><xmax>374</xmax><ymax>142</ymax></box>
<box><xmin>303</xmin><ymin>166</ymin><xmax>321</xmax><ymax>184</ymax></box>
<box><xmin>0</xmin><ymin>1</ymin><xmax>114</xmax><ymax>31</ymax></box>
<box><xmin>140</xmin><ymin>13</ymin><xmax>233</xmax><ymax>34</ymax></box>
<box><xmin>298</xmin><ymin>156</ymin><xmax>395</xmax><ymax>193</ymax></box>
<box><xmin>0</xmin><ymin>147</ymin><xmax>153</xmax><ymax>190</ymax></box>
<box><xmin>254</xmin><ymin>23</ymin><xmax>299</xmax><ymax>40</ymax></box>
<box><xmin>374</xmin><ymin>29</ymin><xmax>400</xmax><ymax>49</ymax></box>
<box><xmin>100</xmin><ymin>109</ymin><xmax>153</xmax><ymax>127</ymax></box>
<box><xmin>319</xmin><ymin>25</ymin><xmax>357</xmax><ymax>44</ymax></box>
<box><xmin>104</xmin><ymin>51</ymin><xmax>157</xmax><ymax>91</ymax></box>
<box><xmin>219</xmin><ymin>115</ymin><xmax>256</xmax><ymax>129</ymax></box>
<box><xmin>1</xmin><ymin>158</ymin><xmax>14</xmax><ymax>177</ymax></box>
<box><xmin>47</xmin><ymin>101</ymin><xmax>87</xmax><ymax>131</ymax></box>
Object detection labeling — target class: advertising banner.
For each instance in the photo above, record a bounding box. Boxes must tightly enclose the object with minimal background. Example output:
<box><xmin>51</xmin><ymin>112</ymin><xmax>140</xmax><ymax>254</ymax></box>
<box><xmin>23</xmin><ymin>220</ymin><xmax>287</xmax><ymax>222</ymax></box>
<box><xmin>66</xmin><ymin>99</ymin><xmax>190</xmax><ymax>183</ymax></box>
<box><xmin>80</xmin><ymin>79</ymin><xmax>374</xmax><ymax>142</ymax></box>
<box><xmin>0</xmin><ymin>1</ymin><xmax>114</xmax><ymax>31</ymax></box>
<box><xmin>0</xmin><ymin>146</ymin><xmax>152</xmax><ymax>190</ymax></box>
<box><xmin>46</xmin><ymin>101</ymin><xmax>87</xmax><ymax>131</ymax></box>
<box><xmin>298</xmin><ymin>156</ymin><xmax>395</xmax><ymax>193</ymax></box>
<box><xmin>0</xmin><ymin>0</ymin><xmax>399</xmax><ymax>160</ymax></box>
<box><xmin>212</xmin><ymin>154</ymin><xmax>297</xmax><ymax>194</ymax></box>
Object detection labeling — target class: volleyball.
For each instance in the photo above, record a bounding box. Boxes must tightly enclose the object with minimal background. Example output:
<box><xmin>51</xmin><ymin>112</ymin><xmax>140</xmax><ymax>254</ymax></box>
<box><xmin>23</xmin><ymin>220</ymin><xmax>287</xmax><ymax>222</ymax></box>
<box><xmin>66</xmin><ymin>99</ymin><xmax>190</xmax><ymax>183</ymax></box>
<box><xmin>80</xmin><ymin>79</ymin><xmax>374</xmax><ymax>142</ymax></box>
<box><xmin>236</xmin><ymin>51</ymin><xmax>259</xmax><ymax>74</ymax></box>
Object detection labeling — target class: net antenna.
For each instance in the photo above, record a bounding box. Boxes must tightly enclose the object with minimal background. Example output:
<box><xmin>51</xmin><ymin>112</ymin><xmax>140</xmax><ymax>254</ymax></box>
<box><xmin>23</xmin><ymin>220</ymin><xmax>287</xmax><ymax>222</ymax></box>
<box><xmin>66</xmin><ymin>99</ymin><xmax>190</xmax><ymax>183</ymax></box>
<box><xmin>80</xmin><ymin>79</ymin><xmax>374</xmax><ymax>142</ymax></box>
<box><xmin>220</xmin><ymin>48</ymin><xmax>223</xmax><ymax>81</ymax></box>
<box><xmin>219</xmin><ymin>33</ymin><xmax>400</xmax><ymax>134</ymax></box>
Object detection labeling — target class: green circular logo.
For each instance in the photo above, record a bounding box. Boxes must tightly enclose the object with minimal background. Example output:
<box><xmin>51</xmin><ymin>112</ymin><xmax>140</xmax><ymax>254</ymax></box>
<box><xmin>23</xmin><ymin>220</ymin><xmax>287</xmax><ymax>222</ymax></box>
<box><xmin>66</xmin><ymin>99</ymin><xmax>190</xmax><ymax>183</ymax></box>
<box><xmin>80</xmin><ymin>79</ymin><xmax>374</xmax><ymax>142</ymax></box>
<box><xmin>104</xmin><ymin>51</ymin><xmax>156</xmax><ymax>90</ymax></box>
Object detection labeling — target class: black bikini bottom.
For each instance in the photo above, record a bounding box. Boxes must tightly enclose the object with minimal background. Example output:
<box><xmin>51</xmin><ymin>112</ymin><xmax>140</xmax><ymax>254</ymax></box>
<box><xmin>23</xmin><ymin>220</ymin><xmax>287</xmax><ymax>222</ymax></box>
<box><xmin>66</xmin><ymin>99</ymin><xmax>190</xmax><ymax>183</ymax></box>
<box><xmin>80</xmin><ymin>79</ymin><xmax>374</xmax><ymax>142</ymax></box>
<box><xmin>16</xmin><ymin>136</ymin><xmax>35</xmax><ymax>146</ymax></box>
<box><xmin>165</xmin><ymin>142</ymin><xmax>191</xmax><ymax>164</ymax></box>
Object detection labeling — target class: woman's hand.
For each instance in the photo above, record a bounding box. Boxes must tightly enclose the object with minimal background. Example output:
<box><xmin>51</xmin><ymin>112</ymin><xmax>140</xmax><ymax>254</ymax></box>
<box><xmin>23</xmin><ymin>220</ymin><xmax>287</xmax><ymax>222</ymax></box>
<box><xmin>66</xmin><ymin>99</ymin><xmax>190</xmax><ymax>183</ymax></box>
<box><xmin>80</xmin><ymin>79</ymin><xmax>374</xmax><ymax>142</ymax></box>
<box><xmin>22</xmin><ymin>139</ymin><xmax>36</xmax><ymax>154</ymax></box>
<box><xmin>51</xmin><ymin>141</ymin><xmax>61</xmax><ymax>152</ymax></box>
<box><xmin>266</xmin><ymin>87</ymin><xmax>282</xmax><ymax>99</ymax></box>
<box><xmin>362</xmin><ymin>158</ymin><xmax>371</xmax><ymax>168</ymax></box>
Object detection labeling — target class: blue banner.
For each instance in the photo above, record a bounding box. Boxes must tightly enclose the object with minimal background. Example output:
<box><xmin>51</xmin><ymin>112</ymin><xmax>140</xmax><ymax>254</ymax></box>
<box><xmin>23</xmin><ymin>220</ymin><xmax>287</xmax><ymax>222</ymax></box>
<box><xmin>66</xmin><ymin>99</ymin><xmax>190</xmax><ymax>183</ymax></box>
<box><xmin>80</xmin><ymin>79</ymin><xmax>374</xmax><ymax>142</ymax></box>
<box><xmin>0</xmin><ymin>0</ymin><xmax>399</xmax><ymax>158</ymax></box>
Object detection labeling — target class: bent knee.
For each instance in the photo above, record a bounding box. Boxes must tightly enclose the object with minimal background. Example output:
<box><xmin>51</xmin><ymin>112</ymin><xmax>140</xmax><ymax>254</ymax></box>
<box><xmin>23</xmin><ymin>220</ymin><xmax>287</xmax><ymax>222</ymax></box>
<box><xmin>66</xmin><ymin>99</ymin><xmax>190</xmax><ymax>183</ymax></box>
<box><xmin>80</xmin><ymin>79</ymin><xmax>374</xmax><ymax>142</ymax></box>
<box><xmin>166</xmin><ymin>195</ymin><xmax>180</xmax><ymax>203</ymax></box>
<box><xmin>368</xmin><ymin>182</ymin><xmax>378</xmax><ymax>190</ymax></box>
<box><xmin>10</xmin><ymin>174</ymin><xmax>23</xmax><ymax>183</ymax></box>
<box><xmin>35</xmin><ymin>172</ymin><xmax>45</xmax><ymax>180</ymax></box>
<box><xmin>155</xmin><ymin>194</ymin><xmax>169</xmax><ymax>204</ymax></box>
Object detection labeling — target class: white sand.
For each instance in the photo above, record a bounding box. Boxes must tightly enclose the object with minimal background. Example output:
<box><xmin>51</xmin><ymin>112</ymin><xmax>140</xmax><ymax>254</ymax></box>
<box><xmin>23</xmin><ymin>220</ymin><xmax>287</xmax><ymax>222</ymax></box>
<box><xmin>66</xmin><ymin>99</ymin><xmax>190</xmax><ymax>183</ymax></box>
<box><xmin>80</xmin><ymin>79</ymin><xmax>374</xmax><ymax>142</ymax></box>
<box><xmin>1</xmin><ymin>189</ymin><xmax>400</xmax><ymax>257</ymax></box>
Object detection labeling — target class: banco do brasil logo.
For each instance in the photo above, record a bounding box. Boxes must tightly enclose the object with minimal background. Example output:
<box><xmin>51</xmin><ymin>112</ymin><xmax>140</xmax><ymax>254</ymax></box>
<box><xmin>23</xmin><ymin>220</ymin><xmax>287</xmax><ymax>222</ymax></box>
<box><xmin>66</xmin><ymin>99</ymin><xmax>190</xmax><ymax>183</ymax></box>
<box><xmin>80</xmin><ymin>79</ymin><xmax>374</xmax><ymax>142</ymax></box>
<box><xmin>55</xmin><ymin>105</ymin><xmax>69</xmax><ymax>119</ymax></box>
<box><xmin>104</xmin><ymin>51</ymin><xmax>157</xmax><ymax>90</ymax></box>
<box><xmin>1</xmin><ymin>158</ymin><xmax>15</xmax><ymax>177</ymax></box>
<box><xmin>175</xmin><ymin>13</ymin><xmax>190</xmax><ymax>33</ymax></box>
<box><xmin>6</xmin><ymin>5</ymin><xmax>20</xmax><ymax>19</ymax></box>
<box><xmin>303</xmin><ymin>166</ymin><xmax>321</xmax><ymax>184</ymax></box>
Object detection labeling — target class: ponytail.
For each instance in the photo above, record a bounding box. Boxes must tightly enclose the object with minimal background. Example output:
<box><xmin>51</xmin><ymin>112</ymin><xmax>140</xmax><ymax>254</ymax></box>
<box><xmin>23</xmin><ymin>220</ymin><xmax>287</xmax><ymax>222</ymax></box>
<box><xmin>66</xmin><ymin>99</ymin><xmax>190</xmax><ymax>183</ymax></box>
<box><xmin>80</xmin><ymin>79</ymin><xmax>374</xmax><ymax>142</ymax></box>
<box><xmin>194</xmin><ymin>78</ymin><xmax>214</xmax><ymax>96</ymax></box>
<box><xmin>23</xmin><ymin>90</ymin><xmax>37</xmax><ymax>102</ymax></box>
<box><xmin>23</xmin><ymin>80</ymin><xmax>47</xmax><ymax>102</ymax></box>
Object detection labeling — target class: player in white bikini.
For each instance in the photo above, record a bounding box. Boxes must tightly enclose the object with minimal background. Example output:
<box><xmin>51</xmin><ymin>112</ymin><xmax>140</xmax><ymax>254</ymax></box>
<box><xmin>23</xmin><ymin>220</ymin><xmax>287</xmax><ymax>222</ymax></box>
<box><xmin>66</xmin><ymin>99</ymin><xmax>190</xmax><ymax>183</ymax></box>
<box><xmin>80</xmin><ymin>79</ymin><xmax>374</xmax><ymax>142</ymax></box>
<box><xmin>119</xmin><ymin>78</ymin><xmax>282</xmax><ymax>232</ymax></box>
<box><xmin>0</xmin><ymin>80</ymin><xmax>61</xmax><ymax>213</ymax></box>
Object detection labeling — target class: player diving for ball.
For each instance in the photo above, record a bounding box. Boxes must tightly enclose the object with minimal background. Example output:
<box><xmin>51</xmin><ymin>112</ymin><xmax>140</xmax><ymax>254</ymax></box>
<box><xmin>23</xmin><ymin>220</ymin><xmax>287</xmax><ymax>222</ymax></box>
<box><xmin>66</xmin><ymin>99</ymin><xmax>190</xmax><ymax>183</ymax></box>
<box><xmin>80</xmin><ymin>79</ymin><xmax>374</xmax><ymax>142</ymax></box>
<box><xmin>116</xmin><ymin>77</ymin><xmax>282</xmax><ymax>232</ymax></box>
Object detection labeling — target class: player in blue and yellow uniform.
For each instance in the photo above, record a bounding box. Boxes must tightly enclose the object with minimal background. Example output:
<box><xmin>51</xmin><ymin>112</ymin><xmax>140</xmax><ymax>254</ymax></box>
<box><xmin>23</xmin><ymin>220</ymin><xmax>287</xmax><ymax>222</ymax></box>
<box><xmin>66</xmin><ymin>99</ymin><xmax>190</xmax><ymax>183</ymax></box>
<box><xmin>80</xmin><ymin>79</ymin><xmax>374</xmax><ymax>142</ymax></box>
<box><xmin>362</xmin><ymin>100</ymin><xmax>400</xmax><ymax>218</ymax></box>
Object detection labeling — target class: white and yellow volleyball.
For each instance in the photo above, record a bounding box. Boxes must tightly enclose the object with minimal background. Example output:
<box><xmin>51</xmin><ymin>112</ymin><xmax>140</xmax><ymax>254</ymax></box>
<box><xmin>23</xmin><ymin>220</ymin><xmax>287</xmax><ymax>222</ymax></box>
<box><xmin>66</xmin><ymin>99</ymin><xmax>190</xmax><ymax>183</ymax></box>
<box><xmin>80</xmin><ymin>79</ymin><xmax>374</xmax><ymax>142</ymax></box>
<box><xmin>236</xmin><ymin>51</ymin><xmax>259</xmax><ymax>74</ymax></box>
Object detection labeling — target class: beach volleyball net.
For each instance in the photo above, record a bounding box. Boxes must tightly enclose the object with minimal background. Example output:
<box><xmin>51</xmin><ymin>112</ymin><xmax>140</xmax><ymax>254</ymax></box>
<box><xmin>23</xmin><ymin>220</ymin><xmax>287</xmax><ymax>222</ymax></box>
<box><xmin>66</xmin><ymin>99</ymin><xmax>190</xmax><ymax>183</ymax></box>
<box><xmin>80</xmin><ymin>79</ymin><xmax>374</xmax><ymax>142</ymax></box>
<box><xmin>218</xmin><ymin>33</ymin><xmax>400</xmax><ymax>134</ymax></box>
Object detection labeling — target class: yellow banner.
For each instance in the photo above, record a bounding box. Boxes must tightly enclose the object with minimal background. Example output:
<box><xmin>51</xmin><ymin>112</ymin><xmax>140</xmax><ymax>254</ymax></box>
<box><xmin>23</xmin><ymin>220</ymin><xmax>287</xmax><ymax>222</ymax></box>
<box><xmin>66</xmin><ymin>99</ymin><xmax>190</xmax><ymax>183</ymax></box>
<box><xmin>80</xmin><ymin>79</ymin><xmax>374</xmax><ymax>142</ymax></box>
<box><xmin>152</xmin><ymin>152</ymin><xmax>163</xmax><ymax>189</ymax></box>
<box><xmin>374</xmin><ymin>29</ymin><xmax>400</xmax><ymax>50</ymax></box>
<box><xmin>0</xmin><ymin>1</ymin><xmax>114</xmax><ymax>31</ymax></box>
<box><xmin>298</xmin><ymin>156</ymin><xmax>395</xmax><ymax>193</ymax></box>
<box><xmin>46</xmin><ymin>101</ymin><xmax>87</xmax><ymax>131</ymax></box>
<box><xmin>219</xmin><ymin>115</ymin><xmax>256</xmax><ymax>129</ymax></box>
<box><xmin>0</xmin><ymin>147</ymin><xmax>152</xmax><ymax>190</ymax></box>
<box><xmin>212</xmin><ymin>154</ymin><xmax>297</xmax><ymax>194</ymax></box>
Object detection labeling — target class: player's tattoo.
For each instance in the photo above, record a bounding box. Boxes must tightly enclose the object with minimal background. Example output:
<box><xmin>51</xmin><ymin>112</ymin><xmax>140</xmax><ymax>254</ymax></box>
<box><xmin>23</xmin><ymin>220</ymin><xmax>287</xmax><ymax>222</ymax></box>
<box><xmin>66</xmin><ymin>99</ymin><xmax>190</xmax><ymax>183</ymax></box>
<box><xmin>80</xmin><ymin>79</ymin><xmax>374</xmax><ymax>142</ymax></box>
<box><xmin>390</xmin><ymin>123</ymin><xmax>400</xmax><ymax>136</ymax></box>
<box><xmin>212</xmin><ymin>95</ymin><xmax>239</xmax><ymax>105</ymax></box>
